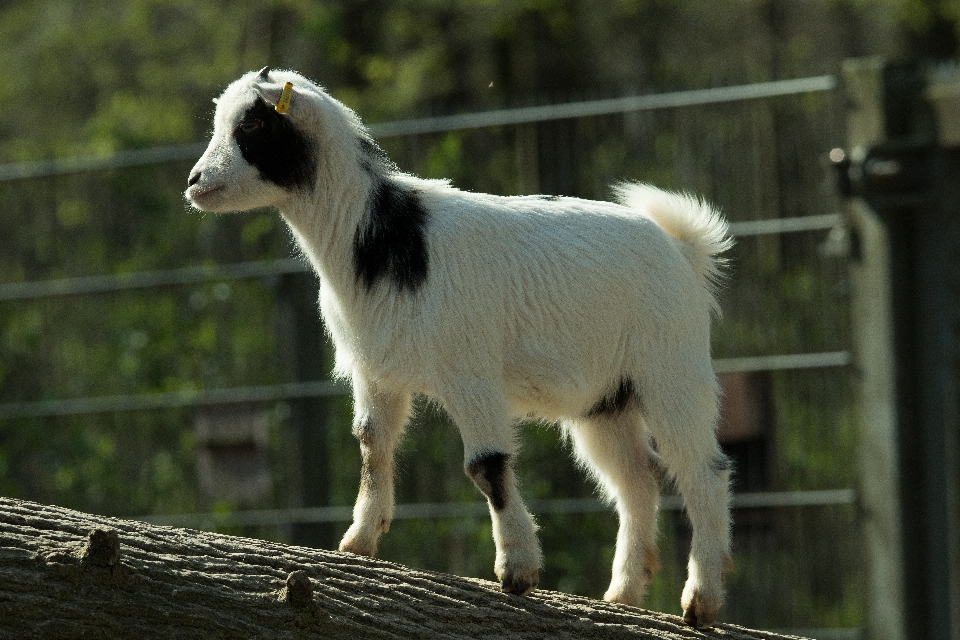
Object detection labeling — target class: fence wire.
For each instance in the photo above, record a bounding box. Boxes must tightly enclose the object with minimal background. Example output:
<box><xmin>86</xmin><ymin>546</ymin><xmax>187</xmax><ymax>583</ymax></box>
<box><xmin>0</xmin><ymin>74</ymin><xmax>860</xmax><ymax>634</ymax></box>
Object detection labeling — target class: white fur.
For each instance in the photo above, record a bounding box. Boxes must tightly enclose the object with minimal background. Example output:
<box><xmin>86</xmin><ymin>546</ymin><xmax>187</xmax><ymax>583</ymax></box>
<box><xmin>186</xmin><ymin>69</ymin><xmax>734</xmax><ymax>627</ymax></box>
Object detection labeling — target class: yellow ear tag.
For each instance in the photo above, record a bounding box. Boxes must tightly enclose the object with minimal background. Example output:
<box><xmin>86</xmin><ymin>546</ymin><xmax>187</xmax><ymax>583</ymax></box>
<box><xmin>275</xmin><ymin>82</ymin><xmax>294</xmax><ymax>114</ymax></box>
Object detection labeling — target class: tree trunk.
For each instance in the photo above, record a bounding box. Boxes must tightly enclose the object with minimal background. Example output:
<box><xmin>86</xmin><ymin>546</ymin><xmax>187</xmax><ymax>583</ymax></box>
<box><xmin>0</xmin><ymin>497</ymin><xmax>804</xmax><ymax>639</ymax></box>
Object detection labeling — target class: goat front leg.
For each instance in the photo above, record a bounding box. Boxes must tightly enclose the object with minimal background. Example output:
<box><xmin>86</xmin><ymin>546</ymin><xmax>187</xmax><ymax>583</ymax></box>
<box><xmin>338</xmin><ymin>375</ymin><xmax>411</xmax><ymax>557</ymax></box>
<box><xmin>442</xmin><ymin>381</ymin><xmax>542</xmax><ymax>595</ymax></box>
<box><xmin>465</xmin><ymin>449</ymin><xmax>542</xmax><ymax>595</ymax></box>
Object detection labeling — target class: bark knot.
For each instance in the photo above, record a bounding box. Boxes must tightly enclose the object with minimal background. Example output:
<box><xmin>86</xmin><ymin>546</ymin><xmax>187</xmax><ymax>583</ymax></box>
<box><xmin>278</xmin><ymin>570</ymin><xmax>329</xmax><ymax>627</ymax></box>
<box><xmin>279</xmin><ymin>570</ymin><xmax>314</xmax><ymax>608</ymax></box>
<box><xmin>81</xmin><ymin>528</ymin><xmax>120</xmax><ymax>568</ymax></box>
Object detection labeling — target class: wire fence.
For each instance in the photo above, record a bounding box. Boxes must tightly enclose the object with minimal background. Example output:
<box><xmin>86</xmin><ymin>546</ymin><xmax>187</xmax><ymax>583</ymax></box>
<box><xmin>0</xmin><ymin>209</ymin><xmax>848</xmax><ymax>420</ymax></box>
<box><xmin>0</xmin><ymin>76</ymin><xmax>835</xmax><ymax>182</ymax></box>
<box><xmin>140</xmin><ymin>489</ymin><xmax>858</xmax><ymax>529</ymax></box>
<box><xmin>0</xmin><ymin>88</ymin><xmax>849</xmax><ymax>417</ymax></box>
<box><xmin>0</xmin><ymin>74</ymin><xmax>859</xmax><ymax>635</ymax></box>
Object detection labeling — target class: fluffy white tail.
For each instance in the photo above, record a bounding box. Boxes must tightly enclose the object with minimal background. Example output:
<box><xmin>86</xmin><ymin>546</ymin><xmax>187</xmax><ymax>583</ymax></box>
<box><xmin>613</xmin><ymin>182</ymin><xmax>733</xmax><ymax>316</ymax></box>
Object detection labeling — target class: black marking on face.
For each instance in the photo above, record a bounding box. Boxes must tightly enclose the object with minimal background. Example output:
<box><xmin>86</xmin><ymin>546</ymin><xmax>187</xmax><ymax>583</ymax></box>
<box><xmin>353</xmin><ymin>173</ymin><xmax>430</xmax><ymax>293</ymax></box>
<box><xmin>466</xmin><ymin>452</ymin><xmax>510</xmax><ymax>511</ymax></box>
<box><xmin>233</xmin><ymin>97</ymin><xmax>317</xmax><ymax>192</ymax></box>
<box><xmin>586</xmin><ymin>378</ymin><xmax>641</xmax><ymax>418</ymax></box>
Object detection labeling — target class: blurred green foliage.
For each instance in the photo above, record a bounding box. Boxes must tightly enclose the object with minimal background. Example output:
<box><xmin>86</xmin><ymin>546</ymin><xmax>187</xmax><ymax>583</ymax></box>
<box><xmin>1</xmin><ymin>0</ymin><xmax>956</xmax><ymax>631</ymax></box>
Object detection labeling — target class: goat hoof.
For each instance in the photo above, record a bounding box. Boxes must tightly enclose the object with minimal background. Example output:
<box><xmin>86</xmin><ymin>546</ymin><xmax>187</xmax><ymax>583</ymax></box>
<box><xmin>338</xmin><ymin>542</ymin><xmax>374</xmax><ymax>557</ymax></box>
<box><xmin>500</xmin><ymin>572</ymin><xmax>538</xmax><ymax>596</ymax></box>
<box><xmin>603</xmin><ymin>585</ymin><xmax>646</xmax><ymax>608</ymax></box>
<box><xmin>338</xmin><ymin>532</ymin><xmax>377</xmax><ymax>557</ymax></box>
<box><xmin>681</xmin><ymin>597</ymin><xmax>718</xmax><ymax>629</ymax></box>
<box><xmin>683</xmin><ymin>609</ymin><xmax>713</xmax><ymax>629</ymax></box>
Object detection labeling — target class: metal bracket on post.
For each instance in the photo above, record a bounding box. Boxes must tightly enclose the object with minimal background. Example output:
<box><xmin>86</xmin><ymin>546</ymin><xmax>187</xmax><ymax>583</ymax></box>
<box><xmin>831</xmin><ymin>143</ymin><xmax>937</xmax><ymax>210</ymax></box>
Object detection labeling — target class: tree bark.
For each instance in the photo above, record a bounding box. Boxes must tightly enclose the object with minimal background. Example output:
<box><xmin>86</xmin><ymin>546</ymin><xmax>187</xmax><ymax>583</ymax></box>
<box><xmin>0</xmin><ymin>498</ymin><xmax>805</xmax><ymax>639</ymax></box>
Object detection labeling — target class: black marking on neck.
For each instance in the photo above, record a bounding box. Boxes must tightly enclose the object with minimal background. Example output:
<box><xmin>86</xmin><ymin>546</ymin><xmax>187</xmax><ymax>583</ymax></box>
<box><xmin>234</xmin><ymin>97</ymin><xmax>317</xmax><ymax>192</ymax></box>
<box><xmin>586</xmin><ymin>378</ymin><xmax>642</xmax><ymax>418</ymax></box>
<box><xmin>352</xmin><ymin>171</ymin><xmax>430</xmax><ymax>294</ymax></box>
<box><xmin>359</xmin><ymin>137</ymin><xmax>396</xmax><ymax>172</ymax></box>
<box><xmin>466</xmin><ymin>452</ymin><xmax>511</xmax><ymax>511</ymax></box>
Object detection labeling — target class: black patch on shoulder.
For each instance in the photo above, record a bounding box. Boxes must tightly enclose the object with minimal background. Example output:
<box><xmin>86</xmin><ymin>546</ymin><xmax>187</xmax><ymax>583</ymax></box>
<box><xmin>586</xmin><ymin>378</ymin><xmax>641</xmax><ymax>418</ymax></box>
<box><xmin>234</xmin><ymin>97</ymin><xmax>317</xmax><ymax>191</ymax></box>
<box><xmin>352</xmin><ymin>174</ymin><xmax>430</xmax><ymax>293</ymax></box>
<box><xmin>466</xmin><ymin>452</ymin><xmax>510</xmax><ymax>511</ymax></box>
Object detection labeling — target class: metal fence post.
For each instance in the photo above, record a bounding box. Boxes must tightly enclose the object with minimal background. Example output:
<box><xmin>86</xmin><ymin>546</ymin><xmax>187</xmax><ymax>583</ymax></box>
<box><xmin>843</xmin><ymin>56</ymin><xmax>908</xmax><ymax>640</ymax></box>
<box><xmin>842</xmin><ymin>57</ymin><xmax>960</xmax><ymax>640</ymax></box>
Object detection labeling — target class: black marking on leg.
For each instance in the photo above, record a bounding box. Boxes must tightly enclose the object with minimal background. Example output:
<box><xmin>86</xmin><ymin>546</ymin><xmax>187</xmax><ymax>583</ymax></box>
<box><xmin>466</xmin><ymin>452</ymin><xmax>510</xmax><ymax>511</ymax></box>
<box><xmin>358</xmin><ymin>454</ymin><xmax>375</xmax><ymax>492</ymax></box>
<box><xmin>234</xmin><ymin>97</ymin><xmax>317</xmax><ymax>192</ymax></box>
<box><xmin>351</xmin><ymin>419</ymin><xmax>374</xmax><ymax>446</ymax></box>
<box><xmin>586</xmin><ymin>378</ymin><xmax>641</xmax><ymax>418</ymax></box>
<box><xmin>352</xmin><ymin>173</ymin><xmax>430</xmax><ymax>293</ymax></box>
<box><xmin>353</xmin><ymin>419</ymin><xmax>378</xmax><ymax>489</ymax></box>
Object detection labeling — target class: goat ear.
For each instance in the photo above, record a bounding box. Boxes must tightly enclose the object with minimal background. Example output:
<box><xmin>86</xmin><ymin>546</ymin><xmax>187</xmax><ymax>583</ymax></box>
<box><xmin>252</xmin><ymin>80</ymin><xmax>308</xmax><ymax>120</ymax></box>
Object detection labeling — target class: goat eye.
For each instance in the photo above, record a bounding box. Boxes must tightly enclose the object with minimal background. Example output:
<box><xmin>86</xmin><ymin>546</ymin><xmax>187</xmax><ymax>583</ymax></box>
<box><xmin>239</xmin><ymin>119</ymin><xmax>261</xmax><ymax>134</ymax></box>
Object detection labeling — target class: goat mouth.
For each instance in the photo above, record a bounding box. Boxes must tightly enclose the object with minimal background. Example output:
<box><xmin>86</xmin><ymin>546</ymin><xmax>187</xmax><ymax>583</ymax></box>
<box><xmin>187</xmin><ymin>183</ymin><xmax>226</xmax><ymax>206</ymax></box>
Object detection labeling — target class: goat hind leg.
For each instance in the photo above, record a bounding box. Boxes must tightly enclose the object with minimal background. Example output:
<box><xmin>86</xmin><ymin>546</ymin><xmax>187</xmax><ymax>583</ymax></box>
<box><xmin>650</xmin><ymin>394</ymin><xmax>732</xmax><ymax>628</ymax></box>
<box><xmin>567</xmin><ymin>415</ymin><xmax>661</xmax><ymax>607</ymax></box>
<box><xmin>675</xmin><ymin>454</ymin><xmax>733</xmax><ymax>629</ymax></box>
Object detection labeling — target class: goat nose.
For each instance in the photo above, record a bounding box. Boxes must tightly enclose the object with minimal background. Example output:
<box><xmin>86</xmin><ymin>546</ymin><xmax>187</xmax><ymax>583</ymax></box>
<box><xmin>188</xmin><ymin>171</ymin><xmax>201</xmax><ymax>187</ymax></box>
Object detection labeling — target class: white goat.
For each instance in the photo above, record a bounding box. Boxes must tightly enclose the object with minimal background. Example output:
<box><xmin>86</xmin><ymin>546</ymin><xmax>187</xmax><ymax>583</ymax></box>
<box><xmin>186</xmin><ymin>67</ymin><xmax>734</xmax><ymax>628</ymax></box>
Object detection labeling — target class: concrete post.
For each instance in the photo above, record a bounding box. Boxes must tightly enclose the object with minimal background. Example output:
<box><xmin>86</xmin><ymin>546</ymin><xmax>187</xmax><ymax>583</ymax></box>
<box><xmin>843</xmin><ymin>57</ymin><xmax>960</xmax><ymax>640</ymax></box>
<box><xmin>842</xmin><ymin>57</ymin><xmax>908</xmax><ymax>640</ymax></box>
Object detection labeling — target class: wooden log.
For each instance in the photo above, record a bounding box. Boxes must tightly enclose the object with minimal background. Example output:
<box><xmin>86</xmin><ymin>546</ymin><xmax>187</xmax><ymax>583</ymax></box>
<box><xmin>0</xmin><ymin>497</ymin><xmax>805</xmax><ymax>639</ymax></box>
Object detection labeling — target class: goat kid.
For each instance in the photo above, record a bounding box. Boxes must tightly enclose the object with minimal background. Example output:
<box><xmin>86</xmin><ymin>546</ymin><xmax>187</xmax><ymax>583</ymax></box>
<box><xmin>185</xmin><ymin>67</ymin><xmax>734</xmax><ymax>628</ymax></box>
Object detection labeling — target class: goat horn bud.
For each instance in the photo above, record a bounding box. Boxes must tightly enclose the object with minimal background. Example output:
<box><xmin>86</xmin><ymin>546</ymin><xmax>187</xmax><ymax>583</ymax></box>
<box><xmin>275</xmin><ymin>82</ymin><xmax>294</xmax><ymax>114</ymax></box>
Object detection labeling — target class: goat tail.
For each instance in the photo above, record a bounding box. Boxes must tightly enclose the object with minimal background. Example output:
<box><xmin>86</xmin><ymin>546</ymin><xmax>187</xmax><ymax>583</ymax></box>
<box><xmin>613</xmin><ymin>181</ymin><xmax>733</xmax><ymax>316</ymax></box>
